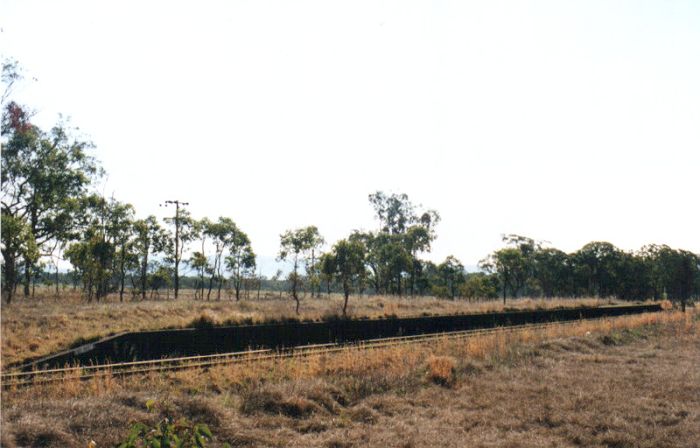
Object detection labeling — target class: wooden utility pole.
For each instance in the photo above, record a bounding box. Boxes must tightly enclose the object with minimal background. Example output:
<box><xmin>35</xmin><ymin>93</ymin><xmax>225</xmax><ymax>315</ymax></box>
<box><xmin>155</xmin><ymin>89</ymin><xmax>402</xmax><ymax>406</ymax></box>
<box><xmin>162</xmin><ymin>199</ymin><xmax>189</xmax><ymax>299</ymax></box>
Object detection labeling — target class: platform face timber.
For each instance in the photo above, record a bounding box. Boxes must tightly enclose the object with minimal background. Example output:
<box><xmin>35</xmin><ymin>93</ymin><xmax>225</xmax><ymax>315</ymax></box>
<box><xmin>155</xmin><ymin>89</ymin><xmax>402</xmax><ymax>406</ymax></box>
<box><xmin>11</xmin><ymin>304</ymin><xmax>662</xmax><ymax>371</ymax></box>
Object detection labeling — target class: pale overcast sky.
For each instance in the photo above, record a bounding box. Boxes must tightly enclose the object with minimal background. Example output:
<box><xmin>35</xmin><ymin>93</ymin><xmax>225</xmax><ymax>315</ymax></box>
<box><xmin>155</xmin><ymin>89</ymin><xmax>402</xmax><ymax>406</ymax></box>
<box><xmin>2</xmin><ymin>0</ymin><xmax>699</xmax><ymax>275</ymax></box>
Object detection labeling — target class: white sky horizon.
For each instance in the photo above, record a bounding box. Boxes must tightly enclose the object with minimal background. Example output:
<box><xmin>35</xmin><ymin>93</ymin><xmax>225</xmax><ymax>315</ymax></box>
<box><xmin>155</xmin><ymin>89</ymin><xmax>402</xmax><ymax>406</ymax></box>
<box><xmin>2</xmin><ymin>0</ymin><xmax>699</xmax><ymax>277</ymax></box>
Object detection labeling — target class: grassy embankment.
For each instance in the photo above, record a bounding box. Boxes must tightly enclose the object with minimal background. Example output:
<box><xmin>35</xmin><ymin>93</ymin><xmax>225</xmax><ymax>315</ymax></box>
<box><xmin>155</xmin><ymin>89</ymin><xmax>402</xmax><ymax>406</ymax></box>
<box><xmin>1</xmin><ymin>290</ymin><xmax>623</xmax><ymax>366</ymax></box>
<box><xmin>1</xmin><ymin>308</ymin><xmax>696</xmax><ymax>447</ymax></box>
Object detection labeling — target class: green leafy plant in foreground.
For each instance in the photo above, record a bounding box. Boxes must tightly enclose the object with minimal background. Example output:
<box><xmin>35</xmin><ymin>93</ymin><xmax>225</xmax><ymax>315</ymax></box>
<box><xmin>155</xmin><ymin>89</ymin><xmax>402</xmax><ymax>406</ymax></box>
<box><xmin>116</xmin><ymin>400</ymin><xmax>226</xmax><ymax>448</ymax></box>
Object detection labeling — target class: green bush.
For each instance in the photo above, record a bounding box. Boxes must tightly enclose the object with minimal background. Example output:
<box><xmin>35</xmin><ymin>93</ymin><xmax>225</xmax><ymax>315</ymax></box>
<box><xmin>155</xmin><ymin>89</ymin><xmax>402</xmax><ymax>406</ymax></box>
<box><xmin>116</xmin><ymin>400</ymin><xmax>227</xmax><ymax>448</ymax></box>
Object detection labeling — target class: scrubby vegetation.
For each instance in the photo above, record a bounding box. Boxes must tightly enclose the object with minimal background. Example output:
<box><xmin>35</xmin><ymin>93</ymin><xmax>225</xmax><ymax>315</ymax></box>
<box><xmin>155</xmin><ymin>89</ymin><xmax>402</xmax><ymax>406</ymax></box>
<box><xmin>1</xmin><ymin>311</ymin><xmax>696</xmax><ymax>447</ymax></box>
<box><xmin>1</xmin><ymin>293</ymin><xmax>624</xmax><ymax>366</ymax></box>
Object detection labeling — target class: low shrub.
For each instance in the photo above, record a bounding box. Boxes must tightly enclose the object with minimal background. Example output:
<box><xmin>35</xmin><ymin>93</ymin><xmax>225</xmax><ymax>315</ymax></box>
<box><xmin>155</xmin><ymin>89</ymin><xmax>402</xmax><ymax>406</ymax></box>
<box><xmin>115</xmin><ymin>400</ymin><xmax>225</xmax><ymax>448</ymax></box>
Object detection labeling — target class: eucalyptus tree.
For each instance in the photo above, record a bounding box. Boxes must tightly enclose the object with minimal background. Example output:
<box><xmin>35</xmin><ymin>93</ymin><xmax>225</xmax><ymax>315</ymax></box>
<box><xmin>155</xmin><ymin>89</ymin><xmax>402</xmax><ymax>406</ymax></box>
<box><xmin>318</xmin><ymin>252</ymin><xmax>337</xmax><ymax>296</ymax></box>
<box><xmin>368</xmin><ymin>191</ymin><xmax>416</xmax><ymax>235</ymax></box>
<box><xmin>133</xmin><ymin>216</ymin><xmax>168</xmax><ymax>300</ymax></box>
<box><xmin>461</xmin><ymin>272</ymin><xmax>499</xmax><ymax>300</ymax></box>
<box><xmin>149</xmin><ymin>264</ymin><xmax>172</xmax><ymax>299</ymax></box>
<box><xmin>189</xmin><ymin>252</ymin><xmax>208</xmax><ymax>300</ymax></box>
<box><xmin>1</xmin><ymin>101</ymin><xmax>100</xmax><ymax>300</ymax></box>
<box><xmin>437</xmin><ymin>255</ymin><xmax>465</xmax><ymax>299</ymax></box>
<box><xmin>1</xmin><ymin>58</ymin><xmax>22</xmax><ymax>106</ymax></box>
<box><xmin>203</xmin><ymin>217</ymin><xmax>237</xmax><ymax>300</ymax></box>
<box><xmin>572</xmin><ymin>242</ymin><xmax>622</xmax><ymax>297</ymax></box>
<box><xmin>480</xmin><ymin>247</ymin><xmax>527</xmax><ymax>303</ymax></box>
<box><xmin>225</xmin><ymin>227</ymin><xmax>256</xmax><ymax>301</ymax></box>
<box><xmin>639</xmin><ymin>245</ymin><xmax>699</xmax><ymax>310</ymax></box>
<box><xmin>162</xmin><ymin>201</ymin><xmax>193</xmax><ymax>299</ymax></box>
<box><xmin>188</xmin><ymin>218</ymin><xmax>211</xmax><ymax>299</ymax></box>
<box><xmin>404</xmin><ymin>213</ymin><xmax>440</xmax><ymax>295</ymax></box>
<box><xmin>532</xmin><ymin>247</ymin><xmax>571</xmax><ymax>298</ymax></box>
<box><xmin>331</xmin><ymin>238</ymin><xmax>366</xmax><ymax>316</ymax></box>
<box><xmin>64</xmin><ymin>195</ymin><xmax>115</xmax><ymax>301</ymax></box>
<box><xmin>349</xmin><ymin>230</ymin><xmax>381</xmax><ymax>293</ymax></box>
<box><xmin>278</xmin><ymin>226</ymin><xmax>322</xmax><ymax>314</ymax></box>
<box><xmin>1</xmin><ymin>213</ymin><xmax>38</xmax><ymax>302</ymax></box>
<box><xmin>304</xmin><ymin>228</ymin><xmax>324</xmax><ymax>298</ymax></box>
<box><xmin>104</xmin><ymin>199</ymin><xmax>136</xmax><ymax>301</ymax></box>
<box><xmin>366</xmin><ymin>191</ymin><xmax>440</xmax><ymax>296</ymax></box>
<box><xmin>381</xmin><ymin>234</ymin><xmax>413</xmax><ymax>296</ymax></box>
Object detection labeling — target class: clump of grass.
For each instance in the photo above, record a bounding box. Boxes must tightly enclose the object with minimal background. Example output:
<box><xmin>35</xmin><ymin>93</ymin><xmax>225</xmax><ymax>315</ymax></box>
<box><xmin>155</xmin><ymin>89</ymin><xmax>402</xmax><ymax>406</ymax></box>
<box><xmin>346</xmin><ymin>404</ymin><xmax>379</xmax><ymax>424</ymax></box>
<box><xmin>240</xmin><ymin>388</ymin><xmax>321</xmax><ymax>418</ymax></box>
<box><xmin>426</xmin><ymin>355</ymin><xmax>457</xmax><ymax>387</ymax></box>
<box><xmin>189</xmin><ymin>312</ymin><xmax>218</xmax><ymax>329</ymax></box>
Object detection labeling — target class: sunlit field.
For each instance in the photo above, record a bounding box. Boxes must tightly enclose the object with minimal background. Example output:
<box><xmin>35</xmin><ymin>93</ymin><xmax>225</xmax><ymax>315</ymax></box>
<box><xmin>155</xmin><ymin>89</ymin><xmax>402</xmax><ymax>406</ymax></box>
<box><xmin>1</xmin><ymin>310</ymin><xmax>696</xmax><ymax>447</ymax></box>
<box><xmin>0</xmin><ymin>289</ymin><xmax>625</xmax><ymax>367</ymax></box>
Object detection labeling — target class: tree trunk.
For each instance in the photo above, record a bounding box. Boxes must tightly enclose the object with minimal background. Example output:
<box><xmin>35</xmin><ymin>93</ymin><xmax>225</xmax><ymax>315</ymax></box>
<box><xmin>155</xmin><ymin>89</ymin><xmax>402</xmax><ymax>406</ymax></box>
<box><xmin>343</xmin><ymin>279</ymin><xmax>350</xmax><ymax>316</ymax></box>
<box><xmin>141</xmin><ymin>251</ymin><xmax>148</xmax><ymax>300</ymax></box>
<box><xmin>119</xmin><ymin>248</ymin><xmax>126</xmax><ymax>302</ymax></box>
<box><xmin>174</xmin><ymin>204</ymin><xmax>180</xmax><ymax>299</ymax></box>
<box><xmin>200</xmin><ymin>271</ymin><xmax>205</xmax><ymax>300</ymax></box>
<box><xmin>207</xmin><ymin>274</ymin><xmax>215</xmax><ymax>300</ymax></box>
<box><xmin>396</xmin><ymin>270</ymin><xmax>402</xmax><ymax>297</ymax></box>
<box><xmin>3</xmin><ymin>254</ymin><xmax>16</xmax><ymax>304</ymax></box>
<box><xmin>23</xmin><ymin>258</ymin><xmax>31</xmax><ymax>297</ymax></box>
<box><xmin>55</xmin><ymin>264</ymin><xmax>60</xmax><ymax>298</ymax></box>
<box><xmin>370</xmin><ymin>265</ymin><xmax>380</xmax><ymax>294</ymax></box>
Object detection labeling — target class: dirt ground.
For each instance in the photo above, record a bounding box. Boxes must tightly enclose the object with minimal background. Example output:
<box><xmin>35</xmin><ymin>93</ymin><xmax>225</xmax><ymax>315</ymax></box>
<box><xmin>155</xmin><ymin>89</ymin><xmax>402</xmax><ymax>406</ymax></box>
<box><xmin>1</xmin><ymin>312</ymin><xmax>697</xmax><ymax>447</ymax></box>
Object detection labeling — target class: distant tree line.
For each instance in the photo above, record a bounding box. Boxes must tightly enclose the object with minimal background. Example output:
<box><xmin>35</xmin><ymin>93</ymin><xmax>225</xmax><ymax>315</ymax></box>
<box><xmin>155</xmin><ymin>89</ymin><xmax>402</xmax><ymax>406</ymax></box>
<box><xmin>478</xmin><ymin>235</ymin><xmax>699</xmax><ymax>311</ymax></box>
<box><xmin>2</xmin><ymin>60</ymin><xmax>699</xmax><ymax>310</ymax></box>
<box><xmin>272</xmin><ymin>197</ymin><xmax>699</xmax><ymax>314</ymax></box>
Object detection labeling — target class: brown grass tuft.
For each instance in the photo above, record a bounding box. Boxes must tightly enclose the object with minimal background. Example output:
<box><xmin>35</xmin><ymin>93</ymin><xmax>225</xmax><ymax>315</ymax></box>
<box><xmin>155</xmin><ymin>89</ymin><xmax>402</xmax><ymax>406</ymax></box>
<box><xmin>346</xmin><ymin>404</ymin><xmax>379</xmax><ymax>424</ymax></box>
<box><xmin>241</xmin><ymin>386</ymin><xmax>322</xmax><ymax>418</ymax></box>
<box><xmin>426</xmin><ymin>355</ymin><xmax>457</xmax><ymax>387</ymax></box>
<box><xmin>188</xmin><ymin>311</ymin><xmax>219</xmax><ymax>329</ymax></box>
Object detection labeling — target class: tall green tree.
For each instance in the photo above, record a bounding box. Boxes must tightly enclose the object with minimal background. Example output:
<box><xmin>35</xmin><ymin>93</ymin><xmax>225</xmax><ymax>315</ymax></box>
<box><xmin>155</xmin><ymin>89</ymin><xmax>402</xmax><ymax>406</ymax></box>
<box><xmin>437</xmin><ymin>255</ymin><xmax>465</xmax><ymax>299</ymax></box>
<box><xmin>532</xmin><ymin>248</ymin><xmax>571</xmax><ymax>298</ymax></box>
<box><xmin>304</xmin><ymin>229</ymin><xmax>325</xmax><ymax>298</ymax></box>
<box><xmin>162</xmin><ymin>200</ymin><xmax>193</xmax><ymax>299</ymax></box>
<box><xmin>202</xmin><ymin>217</ymin><xmax>237</xmax><ymax>300</ymax></box>
<box><xmin>331</xmin><ymin>238</ymin><xmax>366</xmax><ymax>316</ymax></box>
<box><xmin>480</xmin><ymin>247</ymin><xmax>528</xmax><ymax>303</ymax></box>
<box><xmin>188</xmin><ymin>218</ymin><xmax>211</xmax><ymax>300</ymax></box>
<box><xmin>133</xmin><ymin>216</ymin><xmax>168</xmax><ymax>300</ymax></box>
<box><xmin>1</xmin><ymin>213</ymin><xmax>38</xmax><ymax>302</ymax></box>
<box><xmin>1</xmin><ymin>101</ymin><xmax>100</xmax><ymax>300</ymax></box>
<box><xmin>572</xmin><ymin>242</ymin><xmax>622</xmax><ymax>297</ymax></box>
<box><xmin>278</xmin><ymin>226</ymin><xmax>322</xmax><ymax>314</ymax></box>
<box><xmin>366</xmin><ymin>191</ymin><xmax>440</xmax><ymax>296</ymax></box>
<box><xmin>105</xmin><ymin>199</ymin><xmax>136</xmax><ymax>301</ymax></box>
<box><xmin>224</xmin><ymin>223</ymin><xmax>256</xmax><ymax>301</ymax></box>
<box><xmin>318</xmin><ymin>252</ymin><xmax>337</xmax><ymax>296</ymax></box>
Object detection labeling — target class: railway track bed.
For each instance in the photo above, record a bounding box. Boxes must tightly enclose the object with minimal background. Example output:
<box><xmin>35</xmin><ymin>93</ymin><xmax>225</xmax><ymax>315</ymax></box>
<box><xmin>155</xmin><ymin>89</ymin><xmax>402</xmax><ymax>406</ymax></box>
<box><xmin>1</xmin><ymin>314</ymin><xmax>656</xmax><ymax>389</ymax></box>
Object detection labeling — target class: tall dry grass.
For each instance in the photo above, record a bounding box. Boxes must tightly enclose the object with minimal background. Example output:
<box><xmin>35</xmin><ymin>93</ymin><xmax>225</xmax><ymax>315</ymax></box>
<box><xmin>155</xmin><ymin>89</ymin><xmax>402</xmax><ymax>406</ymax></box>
<box><xmin>1</xmin><ymin>290</ymin><xmax>626</xmax><ymax>366</ymax></box>
<box><xmin>2</xmin><ymin>310</ymin><xmax>696</xmax><ymax>448</ymax></box>
<box><xmin>6</xmin><ymin>310</ymin><xmax>692</xmax><ymax>405</ymax></box>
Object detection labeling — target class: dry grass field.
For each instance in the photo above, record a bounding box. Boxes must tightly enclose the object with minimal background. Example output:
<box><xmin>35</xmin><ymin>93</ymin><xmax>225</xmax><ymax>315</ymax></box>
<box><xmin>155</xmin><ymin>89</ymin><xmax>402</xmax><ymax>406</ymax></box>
<box><xmin>0</xmin><ymin>291</ymin><xmax>621</xmax><ymax>367</ymax></box>
<box><xmin>2</xmin><ymin>310</ymin><xmax>697</xmax><ymax>447</ymax></box>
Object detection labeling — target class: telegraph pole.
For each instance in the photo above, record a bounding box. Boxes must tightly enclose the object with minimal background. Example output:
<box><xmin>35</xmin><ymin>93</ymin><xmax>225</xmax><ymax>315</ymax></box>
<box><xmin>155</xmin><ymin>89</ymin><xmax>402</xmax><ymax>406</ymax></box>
<box><xmin>162</xmin><ymin>199</ymin><xmax>189</xmax><ymax>299</ymax></box>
